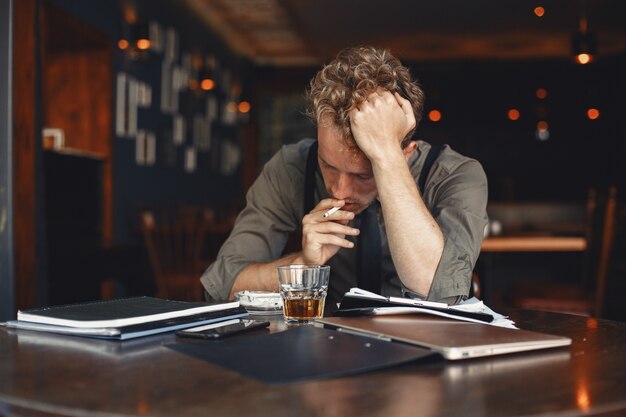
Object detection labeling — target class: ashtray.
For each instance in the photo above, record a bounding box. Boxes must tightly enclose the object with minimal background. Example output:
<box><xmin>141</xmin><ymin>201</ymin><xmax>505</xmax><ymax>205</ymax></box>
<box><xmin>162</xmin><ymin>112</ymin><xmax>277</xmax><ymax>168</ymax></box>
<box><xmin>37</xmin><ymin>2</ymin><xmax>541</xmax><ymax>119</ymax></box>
<box><xmin>235</xmin><ymin>291</ymin><xmax>283</xmax><ymax>315</ymax></box>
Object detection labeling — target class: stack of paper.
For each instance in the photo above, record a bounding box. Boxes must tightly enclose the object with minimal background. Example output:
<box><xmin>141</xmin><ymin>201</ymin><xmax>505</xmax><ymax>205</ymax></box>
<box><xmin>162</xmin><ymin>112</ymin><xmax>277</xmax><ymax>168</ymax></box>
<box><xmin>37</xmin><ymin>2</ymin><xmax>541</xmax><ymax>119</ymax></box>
<box><xmin>4</xmin><ymin>297</ymin><xmax>248</xmax><ymax>340</ymax></box>
<box><xmin>337</xmin><ymin>288</ymin><xmax>516</xmax><ymax>328</ymax></box>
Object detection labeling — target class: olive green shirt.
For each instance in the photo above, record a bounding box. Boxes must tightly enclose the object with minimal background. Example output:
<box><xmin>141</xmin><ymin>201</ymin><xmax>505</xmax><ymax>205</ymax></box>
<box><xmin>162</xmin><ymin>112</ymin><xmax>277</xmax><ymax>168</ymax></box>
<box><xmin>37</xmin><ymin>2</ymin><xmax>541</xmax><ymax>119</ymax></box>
<box><xmin>201</xmin><ymin>138</ymin><xmax>488</xmax><ymax>305</ymax></box>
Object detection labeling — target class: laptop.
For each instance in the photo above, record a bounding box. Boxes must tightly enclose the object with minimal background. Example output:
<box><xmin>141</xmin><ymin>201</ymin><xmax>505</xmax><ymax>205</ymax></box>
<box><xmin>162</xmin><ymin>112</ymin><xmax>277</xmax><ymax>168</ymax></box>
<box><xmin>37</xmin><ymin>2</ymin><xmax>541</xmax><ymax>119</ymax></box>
<box><xmin>317</xmin><ymin>315</ymin><xmax>572</xmax><ymax>360</ymax></box>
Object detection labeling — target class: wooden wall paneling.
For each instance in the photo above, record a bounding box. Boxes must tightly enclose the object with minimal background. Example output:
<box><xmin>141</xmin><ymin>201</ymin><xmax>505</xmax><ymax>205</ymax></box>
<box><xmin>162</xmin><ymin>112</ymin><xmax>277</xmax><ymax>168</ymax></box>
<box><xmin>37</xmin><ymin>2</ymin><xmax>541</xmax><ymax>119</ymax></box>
<box><xmin>40</xmin><ymin>1</ymin><xmax>113</xmax><ymax>247</ymax></box>
<box><xmin>13</xmin><ymin>0</ymin><xmax>37</xmax><ymax>309</ymax></box>
<box><xmin>42</xmin><ymin>51</ymin><xmax>111</xmax><ymax>155</ymax></box>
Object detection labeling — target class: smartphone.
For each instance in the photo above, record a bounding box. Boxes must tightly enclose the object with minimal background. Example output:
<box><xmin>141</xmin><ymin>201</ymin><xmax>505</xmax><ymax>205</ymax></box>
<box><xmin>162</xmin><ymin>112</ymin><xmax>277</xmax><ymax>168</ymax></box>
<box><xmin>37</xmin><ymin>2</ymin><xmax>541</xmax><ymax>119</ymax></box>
<box><xmin>175</xmin><ymin>319</ymin><xmax>270</xmax><ymax>339</ymax></box>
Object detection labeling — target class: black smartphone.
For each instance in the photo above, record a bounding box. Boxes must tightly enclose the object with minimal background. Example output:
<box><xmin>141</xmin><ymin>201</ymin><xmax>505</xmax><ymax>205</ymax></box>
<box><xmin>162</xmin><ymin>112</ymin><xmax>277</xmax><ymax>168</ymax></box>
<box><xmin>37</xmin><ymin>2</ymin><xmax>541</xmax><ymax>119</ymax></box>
<box><xmin>175</xmin><ymin>319</ymin><xmax>270</xmax><ymax>339</ymax></box>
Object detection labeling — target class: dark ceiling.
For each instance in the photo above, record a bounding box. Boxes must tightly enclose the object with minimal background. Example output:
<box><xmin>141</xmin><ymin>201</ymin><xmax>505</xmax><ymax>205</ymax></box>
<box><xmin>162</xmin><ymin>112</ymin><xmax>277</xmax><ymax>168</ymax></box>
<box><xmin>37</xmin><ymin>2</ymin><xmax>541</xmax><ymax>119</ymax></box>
<box><xmin>185</xmin><ymin>0</ymin><xmax>626</xmax><ymax>66</ymax></box>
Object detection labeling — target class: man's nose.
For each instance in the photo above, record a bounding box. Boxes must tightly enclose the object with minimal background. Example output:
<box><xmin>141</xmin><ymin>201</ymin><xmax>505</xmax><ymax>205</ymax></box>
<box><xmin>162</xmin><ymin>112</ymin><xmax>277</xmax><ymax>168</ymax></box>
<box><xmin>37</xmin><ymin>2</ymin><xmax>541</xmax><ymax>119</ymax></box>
<box><xmin>331</xmin><ymin>173</ymin><xmax>353</xmax><ymax>200</ymax></box>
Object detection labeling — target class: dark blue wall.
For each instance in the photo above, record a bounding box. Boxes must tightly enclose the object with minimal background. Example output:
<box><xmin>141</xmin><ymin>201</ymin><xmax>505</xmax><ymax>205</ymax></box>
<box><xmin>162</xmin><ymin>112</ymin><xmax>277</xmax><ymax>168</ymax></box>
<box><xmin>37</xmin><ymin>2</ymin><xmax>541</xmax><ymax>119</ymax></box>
<box><xmin>48</xmin><ymin>0</ymin><xmax>252</xmax><ymax>244</ymax></box>
<box><xmin>413</xmin><ymin>56</ymin><xmax>626</xmax><ymax>202</ymax></box>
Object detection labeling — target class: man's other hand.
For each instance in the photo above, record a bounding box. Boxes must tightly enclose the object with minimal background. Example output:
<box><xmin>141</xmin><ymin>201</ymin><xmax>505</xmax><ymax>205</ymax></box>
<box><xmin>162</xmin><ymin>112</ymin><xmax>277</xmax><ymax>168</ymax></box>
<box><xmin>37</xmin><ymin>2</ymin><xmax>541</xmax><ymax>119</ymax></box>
<box><xmin>300</xmin><ymin>199</ymin><xmax>359</xmax><ymax>265</ymax></box>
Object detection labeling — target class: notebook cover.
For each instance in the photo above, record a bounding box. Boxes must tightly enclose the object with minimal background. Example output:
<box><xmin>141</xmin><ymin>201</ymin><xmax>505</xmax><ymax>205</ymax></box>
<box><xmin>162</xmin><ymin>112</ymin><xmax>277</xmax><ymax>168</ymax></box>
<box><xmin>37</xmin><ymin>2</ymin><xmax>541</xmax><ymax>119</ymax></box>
<box><xmin>7</xmin><ymin>307</ymin><xmax>250</xmax><ymax>340</ymax></box>
<box><xmin>17</xmin><ymin>297</ymin><xmax>239</xmax><ymax>328</ymax></box>
<box><xmin>167</xmin><ymin>326</ymin><xmax>436</xmax><ymax>384</ymax></box>
<box><xmin>319</xmin><ymin>315</ymin><xmax>572</xmax><ymax>360</ymax></box>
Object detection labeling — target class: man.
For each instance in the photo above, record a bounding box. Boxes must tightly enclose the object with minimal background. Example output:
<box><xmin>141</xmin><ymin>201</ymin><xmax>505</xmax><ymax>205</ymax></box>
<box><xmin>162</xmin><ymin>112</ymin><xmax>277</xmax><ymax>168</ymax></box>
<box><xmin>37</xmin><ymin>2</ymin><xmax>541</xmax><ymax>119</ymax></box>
<box><xmin>201</xmin><ymin>46</ymin><xmax>488</xmax><ymax>305</ymax></box>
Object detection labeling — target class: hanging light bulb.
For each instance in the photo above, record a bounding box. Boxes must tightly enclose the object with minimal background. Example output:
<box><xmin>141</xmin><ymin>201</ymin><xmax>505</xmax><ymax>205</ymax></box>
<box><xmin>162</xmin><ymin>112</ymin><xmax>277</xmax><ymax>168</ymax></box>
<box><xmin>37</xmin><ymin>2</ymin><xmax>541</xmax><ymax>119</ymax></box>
<box><xmin>200</xmin><ymin>75</ymin><xmax>215</xmax><ymax>91</ymax></box>
<box><xmin>572</xmin><ymin>16</ymin><xmax>597</xmax><ymax>65</ymax></box>
<box><xmin>200</xmin><ymin>56</ymin><xmax>217</xmax><ymax>92</ymax></box>
<box><xmin>134</xmin><ymin>22</ymin><xmax>151</xmax><ymax>51</ymax></box>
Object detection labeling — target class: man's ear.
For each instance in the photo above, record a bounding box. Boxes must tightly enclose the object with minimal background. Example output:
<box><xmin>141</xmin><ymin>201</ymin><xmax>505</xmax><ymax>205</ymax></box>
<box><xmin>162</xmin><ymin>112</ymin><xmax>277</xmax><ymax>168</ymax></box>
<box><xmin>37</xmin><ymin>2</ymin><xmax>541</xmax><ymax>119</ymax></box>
<box><xmin>404</xmin><ymin>141</ymin><xmax>418</xmax><ymax>160</ymax></box>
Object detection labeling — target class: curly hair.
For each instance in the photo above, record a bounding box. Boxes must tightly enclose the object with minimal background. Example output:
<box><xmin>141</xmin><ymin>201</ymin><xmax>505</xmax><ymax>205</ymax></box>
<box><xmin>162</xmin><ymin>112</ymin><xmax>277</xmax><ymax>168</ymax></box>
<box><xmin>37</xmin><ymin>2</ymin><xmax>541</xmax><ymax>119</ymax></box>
<box><xmin>305</xmin><ymin>46</ymin><xmax>425</xmax><ymax>149</ymax></box>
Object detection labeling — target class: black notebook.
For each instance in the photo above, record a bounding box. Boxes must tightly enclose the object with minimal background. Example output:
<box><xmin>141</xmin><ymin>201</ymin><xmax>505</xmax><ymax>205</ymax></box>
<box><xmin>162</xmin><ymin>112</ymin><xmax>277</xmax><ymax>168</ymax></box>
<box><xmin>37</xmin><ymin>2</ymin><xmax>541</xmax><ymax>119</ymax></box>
<box><xmin>17</xmin><ymin>297</ymin><xmax>239</xmax><ymax>327</ymax></box>
<box><xmin>6</xmin><ymin>297</ymin><xmax>247</xmax><ymax>340</ymax></box>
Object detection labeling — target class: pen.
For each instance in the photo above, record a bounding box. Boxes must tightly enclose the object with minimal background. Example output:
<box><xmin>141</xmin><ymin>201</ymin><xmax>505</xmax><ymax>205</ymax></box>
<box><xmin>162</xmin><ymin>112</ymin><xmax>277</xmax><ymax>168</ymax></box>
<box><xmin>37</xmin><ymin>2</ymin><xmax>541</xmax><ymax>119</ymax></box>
<box><xmin>323</xmin><ymin>206</ymin><xmax>340</xmax><ymax>218</ymax></box>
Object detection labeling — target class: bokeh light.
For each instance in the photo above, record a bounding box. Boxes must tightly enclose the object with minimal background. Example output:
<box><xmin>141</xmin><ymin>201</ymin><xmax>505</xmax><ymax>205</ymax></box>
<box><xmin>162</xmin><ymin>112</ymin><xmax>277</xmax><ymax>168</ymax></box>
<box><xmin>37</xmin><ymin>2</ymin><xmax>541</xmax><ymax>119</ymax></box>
<box><xmin>536</xmin><ymin>88</ymin><xmax>548</xmax><ymax>99</ymax></box>
<box><xmin>238</xmin><ymin>101</ymin><xmax>251</xmax><ymax>113</ymax></box>
<box><xmin>507</xmin><ymin>109</ymin><xmax>520</xmax><ymax>121</ymax></box>
<box><xmin>587</xmin><ymin>108</ymin><xmax>600</xmax><ymax>120</ymax></box>
<box><xmin>428</xmin><ymin>110</ymin><xmax>442</xmax><ymax>122</ymax></box>
<box><xmin>576</xmin><ymin>54</ymin><xmax>591</xmax><ymax>65</ymax></box>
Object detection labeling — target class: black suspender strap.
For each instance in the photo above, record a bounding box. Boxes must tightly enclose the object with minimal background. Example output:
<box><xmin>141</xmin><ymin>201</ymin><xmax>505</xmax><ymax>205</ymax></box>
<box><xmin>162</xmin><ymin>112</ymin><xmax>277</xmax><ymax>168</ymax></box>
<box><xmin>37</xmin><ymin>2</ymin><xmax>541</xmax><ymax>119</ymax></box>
<box><xmin>304</xmin><ymin>141</ymin><xmax>319</xmax><ymax>215</ymax></box>
<box><xmin>419</xmin><ymin>144</ymin><xmax>443</xmax><ymax>193</ymax></box>
<box><xmin>356</xmin><ymin>203</ymin><xmax>381</xmax><ymax>293</ymax></box>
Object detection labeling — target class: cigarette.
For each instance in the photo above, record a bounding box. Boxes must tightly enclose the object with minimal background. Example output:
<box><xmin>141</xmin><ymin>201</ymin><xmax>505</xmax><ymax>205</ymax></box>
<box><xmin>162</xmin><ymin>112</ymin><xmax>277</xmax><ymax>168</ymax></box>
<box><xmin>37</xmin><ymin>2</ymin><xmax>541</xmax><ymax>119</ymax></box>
<box><xmin>323</xmin><ymin>206</ymin><xmax>340</xmax><ymax>218</ymax></box>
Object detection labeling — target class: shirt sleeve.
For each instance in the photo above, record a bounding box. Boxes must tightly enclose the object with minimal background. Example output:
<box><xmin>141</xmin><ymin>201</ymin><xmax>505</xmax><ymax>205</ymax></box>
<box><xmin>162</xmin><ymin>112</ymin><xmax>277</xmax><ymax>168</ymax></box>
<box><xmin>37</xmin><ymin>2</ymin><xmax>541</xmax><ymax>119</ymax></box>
<box><xmin>419</xmin><ymin>150</ymin><xmax>488</xmax><ymax>303</ymax></box>
<box><xmin>200</xmin><ymin>142</ymin><xmax>308</xmax><ymax>302</ymax></box>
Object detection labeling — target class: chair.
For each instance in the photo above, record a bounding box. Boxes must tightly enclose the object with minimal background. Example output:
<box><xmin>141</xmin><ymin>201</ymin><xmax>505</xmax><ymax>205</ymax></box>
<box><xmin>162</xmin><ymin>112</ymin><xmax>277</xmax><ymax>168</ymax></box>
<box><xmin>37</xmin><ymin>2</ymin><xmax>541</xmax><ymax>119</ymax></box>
<box><xmin>511</xmin><ymin>186</ymin><xmax>617</xmax><ymax>317</ymax></box>
<box><xmin>139</xmin><ymin>206</ymin><xmax>214</xmax><ymax>301</ymax></box>
<box><xmin>595</xmin><ymin>188</ymin><xmax>626</xmax><ymax>320</ymax></box>
<box><xmin>202</xmin><ymin>203</ymin><xmax>239</xmax><ymax>262</ymax></box>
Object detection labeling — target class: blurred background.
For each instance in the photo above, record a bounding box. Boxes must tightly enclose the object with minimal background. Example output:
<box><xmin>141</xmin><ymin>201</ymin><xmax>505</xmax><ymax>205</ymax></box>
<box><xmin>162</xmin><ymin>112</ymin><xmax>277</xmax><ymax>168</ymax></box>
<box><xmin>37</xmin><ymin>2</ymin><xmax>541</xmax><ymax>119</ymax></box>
<box><xmin>1</xmin><ymin>0</ymin><xmax>625</xmax><ymax>320</ymax></box>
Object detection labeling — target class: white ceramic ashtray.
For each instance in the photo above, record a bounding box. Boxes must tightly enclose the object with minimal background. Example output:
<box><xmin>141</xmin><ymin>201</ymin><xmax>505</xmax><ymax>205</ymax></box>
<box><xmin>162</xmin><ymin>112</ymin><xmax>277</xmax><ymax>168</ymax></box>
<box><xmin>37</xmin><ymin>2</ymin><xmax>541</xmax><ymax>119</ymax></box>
<box><xmin>235</xmin><ymin>290</ymin><xmax>283</xmax><ymax>315</ymax></box>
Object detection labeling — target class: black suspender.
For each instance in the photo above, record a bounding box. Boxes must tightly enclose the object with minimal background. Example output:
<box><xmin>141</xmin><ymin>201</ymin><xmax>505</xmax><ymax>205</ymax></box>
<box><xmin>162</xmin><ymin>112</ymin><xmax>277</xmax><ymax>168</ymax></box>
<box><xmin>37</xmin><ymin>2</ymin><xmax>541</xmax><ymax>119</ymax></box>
<box><xmin>419</xmin><ymin>144</ymin><xmax>443</xmax><ymax>193</ymax></box>
<box><xmin>304</xmin><ymin>140</ymin><xmax>319</xmax><ymax>214</ymax></box>
<box><xmin>303</xmin><ymin>141</ymin><xmax>443</xmax><ymax>294</ymax></box>
<box><xmin>356</xmin><ymin>203</ymin><xmax>381</xmax><ymax>293</ymax></box>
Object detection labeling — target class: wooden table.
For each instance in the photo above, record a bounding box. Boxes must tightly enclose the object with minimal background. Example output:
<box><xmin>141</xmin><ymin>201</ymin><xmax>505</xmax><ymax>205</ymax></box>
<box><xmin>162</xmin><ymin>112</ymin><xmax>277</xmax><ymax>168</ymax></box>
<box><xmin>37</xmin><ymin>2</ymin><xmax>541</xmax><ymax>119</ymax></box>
<box><xmin>478</xmin><ymin>235</ymin><xmax>587</xmax><ymax>306</ymax></box>
<box><xmin>2</xmin><ymin>310</ymin><xmax>626</xmax><ymax>417</ymax></box>
<box><xmin>481</xmin><ymin>236</ymin><xmax>587</xmax><ymax>252</ymax></box>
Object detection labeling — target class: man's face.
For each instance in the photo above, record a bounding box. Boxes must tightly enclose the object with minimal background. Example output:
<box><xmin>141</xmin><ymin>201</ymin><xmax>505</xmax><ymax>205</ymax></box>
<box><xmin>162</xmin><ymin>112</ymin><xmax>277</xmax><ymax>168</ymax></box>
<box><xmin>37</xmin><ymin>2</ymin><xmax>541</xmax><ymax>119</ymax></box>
<box><xmin>317</xmin><ymin>122</ymin><xmax>377</xmax><ymax>215</ymax></box>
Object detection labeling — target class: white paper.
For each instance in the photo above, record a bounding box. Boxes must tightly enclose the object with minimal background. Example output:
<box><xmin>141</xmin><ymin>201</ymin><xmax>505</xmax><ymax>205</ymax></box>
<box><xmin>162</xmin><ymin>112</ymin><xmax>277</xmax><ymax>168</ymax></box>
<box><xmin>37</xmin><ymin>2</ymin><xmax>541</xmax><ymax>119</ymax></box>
<box><xmin>371</xmin><ymin>298</ymin><xmax>517</xmax><ymax>329</ymax></box>
<box><xmin>344</xmin><ymin>288</ymin><xmax>517</xmax><ymax>329</ymax></box>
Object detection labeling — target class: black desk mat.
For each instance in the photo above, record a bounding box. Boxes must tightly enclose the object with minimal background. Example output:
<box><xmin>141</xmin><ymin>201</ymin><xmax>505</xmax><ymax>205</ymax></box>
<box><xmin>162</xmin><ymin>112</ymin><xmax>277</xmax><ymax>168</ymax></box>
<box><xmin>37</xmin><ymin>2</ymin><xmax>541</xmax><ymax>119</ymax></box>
<box><xmin>167</xmin><ymin>326</ymin><xmax>435</xmax><ymax>384</ymax></box>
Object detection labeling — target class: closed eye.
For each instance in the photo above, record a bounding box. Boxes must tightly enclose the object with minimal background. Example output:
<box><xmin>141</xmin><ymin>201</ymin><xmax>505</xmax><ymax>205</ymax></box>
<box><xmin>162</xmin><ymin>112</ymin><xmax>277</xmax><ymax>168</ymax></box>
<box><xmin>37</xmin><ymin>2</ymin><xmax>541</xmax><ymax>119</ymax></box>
<box><xmin>319</xmin><ymin>157</ymin><xmax>373</xmax><ymax>180</ymax></box>
<box><xmin>319</xmin><ymin>158</ymin><xmax>332</xmax><ymax>169</ymax></box>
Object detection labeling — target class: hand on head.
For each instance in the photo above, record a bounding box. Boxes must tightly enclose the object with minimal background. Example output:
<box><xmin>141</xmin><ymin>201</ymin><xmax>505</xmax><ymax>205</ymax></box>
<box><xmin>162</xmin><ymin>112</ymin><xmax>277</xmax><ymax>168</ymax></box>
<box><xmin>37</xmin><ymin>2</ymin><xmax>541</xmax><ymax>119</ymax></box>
<box><xmin>348</xmin><ymin>88</ymin><xmax>416</xmax><ymax>162</ymax></box>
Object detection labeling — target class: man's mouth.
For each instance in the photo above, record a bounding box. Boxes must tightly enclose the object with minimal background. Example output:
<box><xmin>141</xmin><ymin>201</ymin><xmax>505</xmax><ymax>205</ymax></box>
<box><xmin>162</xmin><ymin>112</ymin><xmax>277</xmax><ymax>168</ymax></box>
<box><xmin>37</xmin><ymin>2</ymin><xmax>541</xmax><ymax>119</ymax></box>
<box><xmin>342</xmin><ymin>202</ymin><xmax>362</xmax><ymax>212</ymax></box>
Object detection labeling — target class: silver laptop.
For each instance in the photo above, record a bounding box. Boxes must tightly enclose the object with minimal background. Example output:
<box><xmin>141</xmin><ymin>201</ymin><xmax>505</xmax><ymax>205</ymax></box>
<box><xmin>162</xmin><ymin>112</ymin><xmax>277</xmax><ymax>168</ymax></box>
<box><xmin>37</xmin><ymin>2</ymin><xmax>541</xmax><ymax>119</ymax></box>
<box><xmin>317</xmin><ymin>315</ymin><xmax>572</xmax><ymax>360</ymax></box>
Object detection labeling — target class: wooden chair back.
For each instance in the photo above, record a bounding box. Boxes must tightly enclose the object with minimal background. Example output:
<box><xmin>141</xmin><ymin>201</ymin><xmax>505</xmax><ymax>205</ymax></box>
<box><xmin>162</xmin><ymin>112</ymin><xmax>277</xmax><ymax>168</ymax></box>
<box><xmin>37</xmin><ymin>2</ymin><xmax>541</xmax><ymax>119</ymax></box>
<box><xmin>580</xmin><ymin>188</ymin><xmax>598</xmax><ymax>288</ymax></box>
<box><xmin>140</xmin><ymin>207</ymin><xmax>213</xmax><ymax>301</ymax></box>
<box><xmin>511</xmin><ymin>186</ymin><xmax>617</xmax><ymax>317</ymax></box>
<box><xmin>593</xmin><ymin>186</ymin><xmax>618</xmax><ymax>316</ymax></box>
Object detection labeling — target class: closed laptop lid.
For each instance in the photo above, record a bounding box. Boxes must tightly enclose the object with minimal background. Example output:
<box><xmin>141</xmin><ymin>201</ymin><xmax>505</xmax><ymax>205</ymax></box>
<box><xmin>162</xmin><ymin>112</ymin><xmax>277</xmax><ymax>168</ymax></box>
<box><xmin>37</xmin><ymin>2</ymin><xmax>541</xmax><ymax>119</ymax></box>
<box><xmin>317</xmin><ymin>315</ymin><xmax>572</xmax><ymax>360</ymax></box>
